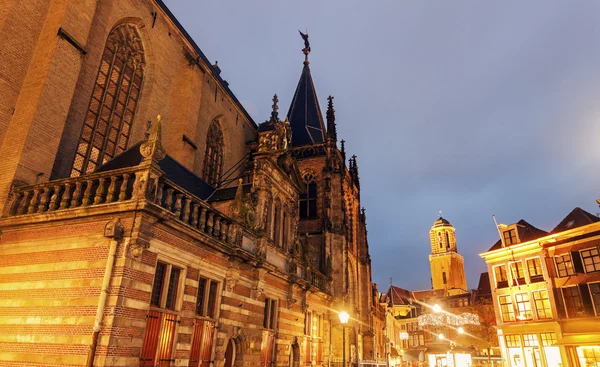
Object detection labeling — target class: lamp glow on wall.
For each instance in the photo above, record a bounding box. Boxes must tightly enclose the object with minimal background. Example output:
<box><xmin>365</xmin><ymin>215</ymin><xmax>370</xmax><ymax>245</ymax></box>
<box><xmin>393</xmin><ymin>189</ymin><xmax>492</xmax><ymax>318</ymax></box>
<box><xmin>339</xmin><ymin>311</ymin><xmax>350</xmax><ymax>367</ymax></box>
<box><xmin>400</xmin><ymin>332</ymin><xmax>409</xmax><ymax>340</ymax></box>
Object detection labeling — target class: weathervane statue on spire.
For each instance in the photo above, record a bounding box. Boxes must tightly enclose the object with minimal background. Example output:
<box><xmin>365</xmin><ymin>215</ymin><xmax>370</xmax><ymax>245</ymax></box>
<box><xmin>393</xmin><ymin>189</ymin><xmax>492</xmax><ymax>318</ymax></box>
<box><xmin>299</xmin><ymin>30</ymin><xmax>310</xmax><ymax>64</ymax></box>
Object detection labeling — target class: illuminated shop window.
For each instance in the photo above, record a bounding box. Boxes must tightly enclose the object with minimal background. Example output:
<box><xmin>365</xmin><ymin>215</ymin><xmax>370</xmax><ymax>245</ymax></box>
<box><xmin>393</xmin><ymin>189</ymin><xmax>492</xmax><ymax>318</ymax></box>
<box><xmin>540</xmin><ymin>333</ymin><xmax>557</xmax><ymax>346</ymax></box>
<box><xmin>522</xmin><ymin>334</ymin><xmax>538</xmax><ymax>347</ymax></box>
<box><xmin>505</xmin><ymin>335</ymin><xmax>521</xmax><ymax>348</ymax></box>
<box><xmin>71</xmin><ymin>23</ymin><xmax>145</xmax><ymax>177</ymax></box>
<box><xmin>577</xmin><ymin>346</ymin><xmax>600</xmax><ymax>367</ymax></box>
<box><xmin>555</xmin><ymin>254</ymin><xmax>574</xmax><ymax>277</ymax></box>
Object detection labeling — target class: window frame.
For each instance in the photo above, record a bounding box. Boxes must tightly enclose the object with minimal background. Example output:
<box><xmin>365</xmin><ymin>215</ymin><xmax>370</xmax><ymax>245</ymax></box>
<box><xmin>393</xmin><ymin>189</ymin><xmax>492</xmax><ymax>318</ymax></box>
<box><xmin>202</xmin><ymin>119</ymin><xmax>224</xmax><ymax>186</ymax></box>
<box><xmin>503</xmin><ymin>229</ymin><xmax>518</xmax><ymax>246</ymax></box>
<box><xmin>532</xmin><ymin>290</ymin><xmax>552</xmax><ymax>320</ymax></box>
<box><xmin>498</xmin><ymin>294</ymin><xmax>515</xmax><ymax>322</ymax></box>
<box><xmin>555</xmin><ymin>253</ymin><xmax>575</xmax><ymax>277</ymax></box>
<box><xmin>150</xmin><ymin>261</ymin><xmax>184</xmax><ymax>311</ymax></box>
<box><xmin>562</xmin><ymin>286</ymin><xmax>584</xmax><ymax>318</ymax></box>
<box><xmin>71</xmin><ymin>23</ymin><xmax>144</xmax><ymax>177</ymax></box>
<box><xmin>514</xmin><ymin>292</ymin><xmax>533</xmax><ymax>320</ymax></box>
<box><xmin>195</xmin><ymin>276</ymin><xmax>220</xmax><ymax>319</ymax></box>
<box><xmin>580</xmin><ymin>247</ymin><xmax>600</xmax><ymax>273</ymax></box>
<box><xmin>526</xmin><ymin>257</ymin><xmax>544</xmax><ymax>283</ymax></box>
<box><xmin>494</xmin><ymin>264</ymin><xmax>509</xmax><ymax>289</ymax></box>
<box><xmin>300</xmin><ymin>173</ymin><xmax>318</xmax><ymax>219</ymax></box>
<box><xmin>263</xmin><ymin>298</ymin><xmax>278</xmax><ymax>330</ymax></box>
<box><xmin>510</xmin><ymin>261</ymin><xmax>526</xmax><ymax>286</ymax></box>
<box><xmin>588</xmin><ymin>282</ymin><xmax>600</xmax><ymax>316</ymax></box>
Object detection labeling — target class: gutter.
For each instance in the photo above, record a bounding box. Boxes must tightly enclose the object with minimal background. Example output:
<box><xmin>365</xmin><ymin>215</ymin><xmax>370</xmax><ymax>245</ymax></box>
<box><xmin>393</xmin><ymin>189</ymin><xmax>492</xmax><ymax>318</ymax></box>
<box><xmin>86</xmin><ymin>218</ymin><xmax>124</xmax><ymax>367</ymax></box>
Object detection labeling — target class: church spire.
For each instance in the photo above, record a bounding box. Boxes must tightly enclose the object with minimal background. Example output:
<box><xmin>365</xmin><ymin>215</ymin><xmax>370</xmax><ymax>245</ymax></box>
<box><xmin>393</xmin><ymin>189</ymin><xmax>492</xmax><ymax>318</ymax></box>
<box><xmin>287</xmin><ymin>32</ymin><xmax>326</xmax><ymax>147</ymax></box>
<box><xmin>326</xmin><ymin>95</ymin><xmax>337</xmax><ymax>142</ymax></box>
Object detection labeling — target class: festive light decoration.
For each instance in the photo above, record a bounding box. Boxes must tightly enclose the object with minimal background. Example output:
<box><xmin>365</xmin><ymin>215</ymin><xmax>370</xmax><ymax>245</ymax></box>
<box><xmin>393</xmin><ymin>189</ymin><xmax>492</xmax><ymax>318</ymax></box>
<box><xmin>400</xmin><ymin>332</ymin><xmax>409</xmax><ymax>340</ymax></box>
<box><xmin>417</xmin><ymin>312</ymin><xmax>480</xmax><ymax>327</ymax></box>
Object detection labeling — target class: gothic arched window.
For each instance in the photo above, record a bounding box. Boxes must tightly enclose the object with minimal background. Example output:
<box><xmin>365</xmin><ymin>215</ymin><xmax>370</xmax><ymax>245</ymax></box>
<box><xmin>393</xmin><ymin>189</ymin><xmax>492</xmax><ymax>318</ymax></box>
<box><xmin>445</xmin><ymin>231</ymin><xmax>451</xmax><ymax>249</ymax></box>
<box><xmin>202</xmin><ymin>120</ymin><xmax>224</xmax><ymax>186</ymax></box>
<box><xmin>71</xmin><ymin>23</ymin><xmax>145</xmax><ymax>177</ymax></box>
<box><xmin>300</xmin><ymin>173</ymin><xmax>318</xmax><ymax>219</ymax></box>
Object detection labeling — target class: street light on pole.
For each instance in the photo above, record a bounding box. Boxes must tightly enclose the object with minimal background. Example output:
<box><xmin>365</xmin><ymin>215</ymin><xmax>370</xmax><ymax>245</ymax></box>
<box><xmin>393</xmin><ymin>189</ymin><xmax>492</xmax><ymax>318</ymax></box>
<box><xmin>339</xmin><ymin>311</ymin><xmax>350</xmax><ymax>367</ymax></box>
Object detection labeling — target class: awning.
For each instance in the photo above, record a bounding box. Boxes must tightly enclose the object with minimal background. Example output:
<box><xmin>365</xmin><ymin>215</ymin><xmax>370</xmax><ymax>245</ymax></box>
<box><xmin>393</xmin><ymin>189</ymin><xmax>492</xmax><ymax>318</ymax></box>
<box><xmin>390</xmin><ymin>347</ymin><xmax>400</xmax><ymax>358</ymax></box>
<box><xmin>403</xmin><ymin>349</ymin><xmax>426</xmax><ymax>362</ymax></box>
<box><xmin>472</xmin><ymin>356</ymin><xmax>503</xmax><ymax>361</ymax></box>
<box><xmin>554</xmin><ymin>334</ymin><xmax>600</xmax><ymax>346</ymax></box>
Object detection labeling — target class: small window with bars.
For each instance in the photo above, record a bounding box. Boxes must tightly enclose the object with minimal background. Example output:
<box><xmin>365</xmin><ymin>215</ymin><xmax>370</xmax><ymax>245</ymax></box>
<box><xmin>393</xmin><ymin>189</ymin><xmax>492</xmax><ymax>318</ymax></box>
<box><xmin>505</xmin><ymin>335</ymin><xmax>521</xmax><ymax>348</ymax></box>
<box><xmin>196</xmin><ymin>276</ymin><xmax>219</xmax><ymax>318</ymax></box>
<box><xmin>71</xmin><ymin>23</ymin><xmax>144</xmax><ymax>177</ymax></box>
<box><xmin>150</xmin><ymin>261</ymin><xmax>182</xmax><ymax>310</ymax></box>
<box><xmin>555</xmin><ymin>253</ymin><xmax>575</xmax><ymax>277</ymax></box>
<box><xmin>581</xmin><ymin>247</ymin><xmax>600</xmax><ymax>273</ymax></box>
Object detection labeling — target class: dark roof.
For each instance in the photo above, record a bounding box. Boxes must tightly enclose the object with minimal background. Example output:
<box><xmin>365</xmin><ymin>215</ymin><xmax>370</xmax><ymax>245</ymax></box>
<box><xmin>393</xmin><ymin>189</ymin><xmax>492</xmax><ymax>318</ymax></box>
<box><xmin>432</xmin><ymin>216</ymin><xmax>452</xmax><ymax>228</ymax></box>
<box><xmin>287</xmin><ymin>63</ymin><xmax>326</xmax><ymax>146</ymax></box>
<box><xmin>488</xmin><ymin>219</ymin><xmax>548</xmax><ymax>251</ymax></box>
<box><xmin>385</xmin><ymin>285</ymin><xmax>413</xmax><ymax>305</ymax></box>
<box><xmin>208</xmin><ymin>183</ymin><xmax>252</xmax><ymax>202</ymax></box>
<box><xmin>97</xmin><ymin>142</ymin><xmax>215</xmax><ymax>200</ymax></box>
<box><xmin>476</xmin><ymin>272</ymin><xmax>491</xmax><ymax>298</ymax></box>
<box><xmin>551</xmin><ymin>207</ymin><xmax>600</xmax><ymax>234</ymax></box>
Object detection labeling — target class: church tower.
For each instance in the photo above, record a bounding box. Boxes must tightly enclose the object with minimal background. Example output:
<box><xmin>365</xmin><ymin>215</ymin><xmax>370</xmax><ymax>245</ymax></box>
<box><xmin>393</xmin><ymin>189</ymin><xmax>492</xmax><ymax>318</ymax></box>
<box><xmin>429</xmin><ymin>216</ymin><xmax>467</xmax><ymax>295</ymax></box>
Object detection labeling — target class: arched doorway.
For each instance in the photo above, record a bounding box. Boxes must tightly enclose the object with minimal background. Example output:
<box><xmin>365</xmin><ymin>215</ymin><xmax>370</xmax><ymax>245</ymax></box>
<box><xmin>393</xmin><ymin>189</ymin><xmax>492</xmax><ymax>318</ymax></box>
<box><xmin>224</xmin><ymin>338</ymin><xmax>236</xmax><ymax>367</ymax></box>
<box><xmin>290</xmin><ymin>341</ymin><xmax>300</xmax><ymax>367</ymax></box>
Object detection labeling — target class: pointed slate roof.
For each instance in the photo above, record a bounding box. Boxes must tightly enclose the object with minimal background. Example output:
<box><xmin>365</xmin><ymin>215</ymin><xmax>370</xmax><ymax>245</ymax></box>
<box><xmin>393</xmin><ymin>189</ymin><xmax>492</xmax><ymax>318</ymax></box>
<box><xmin>287</xmin><ymin>63</ymin><xmax>326</xmax><ymax>146</ymax></box>
<box><xmin>551</xmin><ymin>207</ymin><xmax>600</xmax><ymax>234</ymax></box>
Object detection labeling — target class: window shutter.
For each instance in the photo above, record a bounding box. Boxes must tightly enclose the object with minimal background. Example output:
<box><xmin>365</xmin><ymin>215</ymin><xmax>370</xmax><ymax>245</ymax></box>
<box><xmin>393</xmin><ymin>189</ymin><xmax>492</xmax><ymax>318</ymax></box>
<box><xmin>553</xmin><ymin>288</ymin><xmax>566</xmax><ymax>319</ymax></box>
<box><xmin>571</xmin><ymin>251</ymin><xmax>584</xmax><ymax>273</ymax></box>
<box><xmin>579</xmin><ymin>284</ymin><xmax>595</xmax><ymax>316</ymax></box>
<box><xmin>140</xmin><ymin>310</ymin><xmax>162</xmax><ymax>367</ymax></box>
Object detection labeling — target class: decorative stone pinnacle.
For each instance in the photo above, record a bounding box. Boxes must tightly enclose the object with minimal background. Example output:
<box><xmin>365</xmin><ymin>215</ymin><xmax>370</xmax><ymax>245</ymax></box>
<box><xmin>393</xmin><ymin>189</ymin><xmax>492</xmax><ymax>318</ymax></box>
<box><xmin>271</xmin><ymin>94</ymin><xmax>279</xmax><ymax>122</ymax></box>
<box><xmin>326</xmin><ymin>95</ymin><xmax>337</xmax><ymax>141</ymax></box>
<box><xmin>140</xmin><ymin>114</ymin><xmax>166</xmax><ymax>162</ymax></box>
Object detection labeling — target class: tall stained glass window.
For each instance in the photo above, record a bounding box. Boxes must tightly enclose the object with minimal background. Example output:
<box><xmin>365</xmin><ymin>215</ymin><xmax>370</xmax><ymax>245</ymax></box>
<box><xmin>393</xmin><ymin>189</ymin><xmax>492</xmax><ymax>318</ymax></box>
<box><xmin>71</xmin><ymin>24</ymin><xmax>145</xmax><ymax>177</ymax></box>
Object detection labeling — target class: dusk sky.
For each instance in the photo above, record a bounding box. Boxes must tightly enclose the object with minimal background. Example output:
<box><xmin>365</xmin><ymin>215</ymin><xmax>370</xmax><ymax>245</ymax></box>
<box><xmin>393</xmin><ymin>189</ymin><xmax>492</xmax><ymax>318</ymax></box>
<box><xmin>168</xmin><ymin>1</ymin><xmax>600</xmax><ymax>291</ymax></box>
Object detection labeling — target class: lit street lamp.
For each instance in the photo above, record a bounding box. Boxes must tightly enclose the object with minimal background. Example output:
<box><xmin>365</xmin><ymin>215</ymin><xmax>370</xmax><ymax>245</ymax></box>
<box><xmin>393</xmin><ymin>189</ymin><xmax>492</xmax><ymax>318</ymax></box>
<box><xmin>339</xmin><ymin>311</ymin><xmax>350</xmax><ymax>367</ymax></box>
<box><xmin>433</xmin><ymin>304</ymin><xmax>442</xmax><ymax>313</ymax></box>
<box><xmin>457</xmin><ymin>327</ymin><xmax>464</xmax><ymax>334</ymax></box>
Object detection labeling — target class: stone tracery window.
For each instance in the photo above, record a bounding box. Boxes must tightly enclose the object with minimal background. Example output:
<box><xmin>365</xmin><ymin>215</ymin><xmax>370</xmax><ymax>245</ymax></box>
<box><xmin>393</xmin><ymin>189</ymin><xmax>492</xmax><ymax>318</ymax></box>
<box><xmin>71</xmin><ymin>23</ymin><xmax>145</xmax><ymax>177</ymax></box>
<box><xmin>300</xmin><ymin>172</ymin><xmax>318</xmax><ymax>219</ymax></box>
<box><xmin>202</xmin><ymin>119</ymin><xmax>224</xmax><ymax>186</ymax></box>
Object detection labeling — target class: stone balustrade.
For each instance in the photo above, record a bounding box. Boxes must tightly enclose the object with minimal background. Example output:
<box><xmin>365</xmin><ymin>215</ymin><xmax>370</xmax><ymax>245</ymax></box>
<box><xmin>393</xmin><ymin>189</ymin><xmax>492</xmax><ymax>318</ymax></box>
<box><xmin>153</xmin><ymin>177</ymin><xmax>240</xmax><ymax>245</ymax></box>
<box><xmin>5</xmin><ymin>167</ymin><xmax>139</xmax><ymax>217</ymax></box>
<box><xmin>305</xmin><ymin>267</ymin><xmax>331</xmax><ymax>294</ymax></box>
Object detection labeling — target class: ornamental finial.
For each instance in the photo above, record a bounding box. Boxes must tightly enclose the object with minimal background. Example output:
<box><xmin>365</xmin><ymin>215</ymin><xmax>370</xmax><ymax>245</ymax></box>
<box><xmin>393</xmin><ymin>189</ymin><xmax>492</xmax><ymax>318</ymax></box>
<box><xmin>299</xmin><ymin>30</ymin><xmax>310</xmax><ymax>65</ymax></box>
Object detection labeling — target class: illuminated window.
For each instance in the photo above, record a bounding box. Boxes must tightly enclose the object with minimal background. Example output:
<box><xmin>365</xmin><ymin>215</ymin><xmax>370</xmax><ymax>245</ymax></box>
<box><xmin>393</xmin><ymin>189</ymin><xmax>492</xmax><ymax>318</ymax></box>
<box><xmin>505</xmin><ymin>335</ymin><xmax>521</xmax><ymax>348</ymax></box>
<box><xmin>555</xmin><ymin>254</ymin><xmax>575</xmax><ymax>277</ymax></box>
<box><xmin>589</xmin><ymin>283</ymin><xmax>600</xmax><ymax>316</ymax></box>
<box><xmin>562</xmin><ymin>286</ymin><xmax>584</xmax><ymax>318</ymax></box>
<box><xmin>581</xmin><ymin>248</ymin><xmax>600</xmax><ymax>273</ymax></box>
<box><xmin>522</xmin><ymin>334</ymin><xmax>538</xmax><ymax>347</ymax></box>
<box><xmin>515</xmin><ymin>293</ymin><xmax>532</xmax><ymax>320</ymax></box>
<box><xmin>503</xmin><ymin>229</ymin><xmax>518</xmax><ymax>245</ymax></box>
<box><xmin>510</xmin><ymin>261</ymin><xmax>525</xmax><ymax>286</ymax></box>
<box><xmin>499</xmin><ymin>295</ymin><xmax>515</xmax><ymax>322</ymax></box>
<box><xmin>71</xmin><ymin>24</ymin><xmax>145</xmax><ymax>177</ymax></box>
<box><xmin>532</xmin><ymin>290</ymin><xmax>552</xmax><ymax>319</ymax></box>
<box><xmin>540</xmin><ymin>333</ymin><xmax>557</xmax><ymax>346</ymax></box>
<box><xmin>300</xmin><ymin>173</ymin><xmax>318</xmax><ymax>219</ymax></box>
<box><xmin>202</xmin><ymin>119</ymin><xmax>224</xmax><ymax>186</ymax></box>
<box><xmin>578</xmin><ymin>346</ymin><xmax>600</xmax><ymax>367</ymax></box>
<box><xmin>196</xmin><ymin>277</ymin><xmax>219</xmax><ymax>318</ymax></box>
<box><xmin>495</xmin><ymin>265</ymin><xmax>508</xmax><ymax>288</ymax></box>
<box><xmin>527</xmin><ymin>258</ymin><xmax>544</xmax><ymax>282</ymax></box>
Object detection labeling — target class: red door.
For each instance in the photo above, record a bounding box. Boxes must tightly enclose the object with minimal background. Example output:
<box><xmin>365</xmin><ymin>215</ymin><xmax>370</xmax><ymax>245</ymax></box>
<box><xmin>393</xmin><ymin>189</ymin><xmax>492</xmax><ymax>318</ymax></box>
<box><xmin>156</xmin><ymin>313</ymin><xmax>178</xmax><ymax>366</ymax></box>
<box><xmin>139</xmin><ymin>311</ymin><xmax>178</xmax><ymax>367</ymax></box>
<box><xmin>140</xmin><ymin>311</ymin><xmax>162</xmax><ymax>366</ymax></box>
<box><xmin>260</xmin><ymin>331</ymin><xmax>275</xmax><ymax>367</ymax></box>
<box><xmin>189</xmin><ymin>320</ymin><xmax>215</xmax><ymax>367</ymax></box>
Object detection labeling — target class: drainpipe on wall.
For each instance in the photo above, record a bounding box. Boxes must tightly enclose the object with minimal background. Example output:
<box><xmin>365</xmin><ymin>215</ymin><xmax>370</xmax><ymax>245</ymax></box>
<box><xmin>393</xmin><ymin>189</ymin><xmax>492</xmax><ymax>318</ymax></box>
<box><xmin>87</xmin><ymin>218</ymin><xmax>124</xmax><ymax>367</ymax></box>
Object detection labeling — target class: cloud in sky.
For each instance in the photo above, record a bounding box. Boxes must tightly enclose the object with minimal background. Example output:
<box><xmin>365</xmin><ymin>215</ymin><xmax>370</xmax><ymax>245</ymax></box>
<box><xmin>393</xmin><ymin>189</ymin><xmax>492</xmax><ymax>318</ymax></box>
<box><xmin>168</xmin><ymin>0</ymin><xmax>600</xmax><ymax>290</ymax></box>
